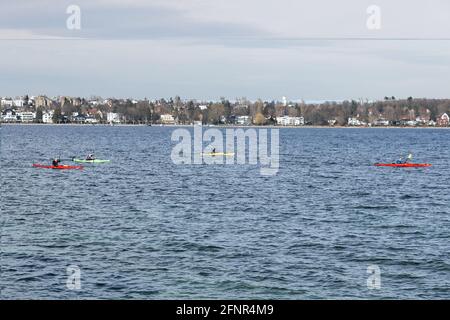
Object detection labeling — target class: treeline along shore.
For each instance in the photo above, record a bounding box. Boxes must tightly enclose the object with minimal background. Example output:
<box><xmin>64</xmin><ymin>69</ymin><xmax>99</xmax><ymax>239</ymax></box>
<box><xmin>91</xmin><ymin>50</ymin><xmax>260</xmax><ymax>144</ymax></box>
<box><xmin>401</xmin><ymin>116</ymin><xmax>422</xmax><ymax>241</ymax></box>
<box><xmin>1</xmin><ymin>95</ymin><xmax>450</xmax><ymax>127</ymax></box>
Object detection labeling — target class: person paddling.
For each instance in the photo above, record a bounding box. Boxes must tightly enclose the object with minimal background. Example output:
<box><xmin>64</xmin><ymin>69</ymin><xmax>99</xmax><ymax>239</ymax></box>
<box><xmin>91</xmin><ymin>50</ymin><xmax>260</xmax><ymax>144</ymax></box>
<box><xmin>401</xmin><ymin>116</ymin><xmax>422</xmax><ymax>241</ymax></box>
<box><xmin>396</xmin><ymin>153</ymin><xmax>412</xmax><ymax>164</ymax></box>
<box><xmin>52</xmin><ymin>158</ymin><xmax>61</xmax><ymax>166</ymax></box>
<box><xmin>86</xmin><ymin>153</ymin><xmax>95</xmax><ymax>161</ymax></box>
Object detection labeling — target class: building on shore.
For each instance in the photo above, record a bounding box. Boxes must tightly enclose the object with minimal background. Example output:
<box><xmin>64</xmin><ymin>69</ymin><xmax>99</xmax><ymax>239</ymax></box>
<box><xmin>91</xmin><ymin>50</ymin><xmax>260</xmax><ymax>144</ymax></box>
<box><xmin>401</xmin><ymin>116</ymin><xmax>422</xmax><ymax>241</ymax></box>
<box><xmin>328</xmin><ymin>119</ymin><xmax>337</xmax><ymax>126</ymax></box>
<box><xmin>107</xmin><ymin>112</ymin><xmax>121</xmax><ymax>124</ymax></box>
<box><xmin>1</xmin><ymin>109</ymin><xmax>18</xmax><ymax>122</ymax></box>
<box><xmin>34</xmin><ymin>96</ymin><xmax>54</xmax><ymax>109</ymax></box>
<box><xmin>348</xmin><ymin>117</ymin><xmax>367</xmax><ymax>126</ymax></box>
<box><xmin>276</xmin><ymin>116</ymin><xmax>305</xmax><ymax>126</ymax></box>
<box><xmin>1</xmin><ymin>98</ymin><xmax>14</xmax><ymax>108</ymax></box>
<box><xmin>85</xmin><ymin>116</ymin><xmax>99</xmax><ymax>124</ymax></box>
<box><xmin>73</xmin><ymin>114</ymin><xmax>87</xmax><ymax>123</ymax></box>
<box><xmin>437</xmin><ymin>113</ymin><xmax>449</xmax><ymax>127</ymax></box>
<box><xmin>235</xmin><ymin>115</ymin><xmax>251</xmax><ymax>125</ymax></box>
<box><xmin>373</xmin><ymin>118</ymin><xmax>390</xmax><ymax>126</ymax></box>
<box><xmin>1</xmin><ymin>109</ymin><xmax>35</xmax><ymax>123</ymax></box>
<box><xmin>13</xmin><ymin>98</ymin><xmax>26</xmax><ymax>108</ymax></box>
<box><xmin>160</xmin><ymin>114</ymin><xmax>175</xmax><ymax>124</ymax></box>
<box><xmin>42</xmin><ymin>111</ymin><xmax>54</xmax><ymax>123</ymax></box>
<box><xmin>17</xmin><ymin>111</ymin><xmax>36</xmax><ymax>123</ymax></box>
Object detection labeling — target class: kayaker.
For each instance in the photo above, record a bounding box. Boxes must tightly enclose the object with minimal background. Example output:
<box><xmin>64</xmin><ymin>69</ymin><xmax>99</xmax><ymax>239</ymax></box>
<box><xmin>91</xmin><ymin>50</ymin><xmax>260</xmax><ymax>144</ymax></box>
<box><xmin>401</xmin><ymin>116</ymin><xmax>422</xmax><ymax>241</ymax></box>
<box><xmin>52</xmin><ymin>158</ymin><xmax>60</xmax><ymax>166</ymax></box>
<box><xmin>395</xmin><ymin>153</ymin><xmax>412</xmax><ymax>164</ymax></box>
<box><xmin>86</xmin><ymin>153</ymin><xmax>95</xmax><ymax>160</ymax></box>
<box><xmin>212</xmin><ymin>148</ymin><xmax>216</xmax><ymax>154</ymax></box>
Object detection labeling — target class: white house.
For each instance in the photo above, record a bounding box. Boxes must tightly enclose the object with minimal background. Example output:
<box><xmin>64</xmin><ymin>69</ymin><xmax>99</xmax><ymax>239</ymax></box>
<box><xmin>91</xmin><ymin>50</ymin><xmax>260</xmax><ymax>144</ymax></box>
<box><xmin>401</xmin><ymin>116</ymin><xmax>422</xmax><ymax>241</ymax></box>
<box><xmin>437</xmin><ymin>113</ymin><xmax>449</xmax><ymax>126</ymax></box>
<box><xmin>276</xmin><ymin>116</ymin><xmax>305</xmax><ymax>126</ymax></box>
<box><xmin>235</xmin><ymin>115</ymin><xmax>251</xmax><ymax>125</ymax></box>
<box><xmin>198</xmin><ymin>105</ymin><xmax>208</xmax><ymax>111</ymax></box>
<box><xmin>17</xmin><ymin>111</ymin><xmax>36</xmax><ymax>123</ymax></box>
<box><xmin>13</xmin><ymin>99</ymin><xmax>25</xmax><ymax>108</ymax></box>
<box><xmin>373</xmin><ymin>118</ymin><xmax>389</xmax><ymax>126</ymax></box>
<box><xmin>85</xmin><ymin>116</ymin><xmax>98</xmax><ymax>124</ymax></box>
<box><xmin>328</xmin><ymin>119</ymin><xmax>337</xmax><ymax>126</ymax></box>
<box><xmin>160</xmin><ymin>114</ymin><xmax>175</xmax><ymax>124</ymax></box>
<box><xmin>1</xmin><ymin>98</ymin><xmax>14</xmax><ymax>107</ymax></box>
<box><xmin>348</xmin><ymin>117</ymin><xmax>366</xmax><ymax>126</ymax></box>
<box><xmin>1</xmin><ymin>109</ymin><xmax>18</xmax><ymax>122</ymax></box>
<box><xmin>43</xmin><ymin>111</ymin><xmax>54</xmax><ymax>123</ymax></box>
<box><xmin>107</xmin><ymin>112</ymin><xmax>121</xmax><ymax>123</ymax></box>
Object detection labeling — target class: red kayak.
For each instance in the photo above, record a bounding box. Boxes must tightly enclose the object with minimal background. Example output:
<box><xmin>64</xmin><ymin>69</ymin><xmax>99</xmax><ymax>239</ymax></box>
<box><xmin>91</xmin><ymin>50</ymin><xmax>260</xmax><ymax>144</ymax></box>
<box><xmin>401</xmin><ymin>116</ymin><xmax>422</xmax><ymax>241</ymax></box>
<box><xmin>374</xmin><ymin>163</ymin><xmax>432</xmax><ymax>168</ymax></box>
<box><xmin>32</xmin><ymin>164</ymin><xmax>84</xmax><ymax>170</ymax></box>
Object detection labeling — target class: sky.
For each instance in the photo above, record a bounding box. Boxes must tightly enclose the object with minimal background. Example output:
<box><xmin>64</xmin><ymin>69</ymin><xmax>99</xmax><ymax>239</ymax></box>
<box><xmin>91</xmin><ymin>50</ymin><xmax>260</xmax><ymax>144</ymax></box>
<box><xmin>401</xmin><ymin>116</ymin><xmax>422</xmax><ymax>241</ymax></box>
<box><xmin>1</xmin><ymin>0</ymin><xmax>450</xmax><ymax>101</ymax></box>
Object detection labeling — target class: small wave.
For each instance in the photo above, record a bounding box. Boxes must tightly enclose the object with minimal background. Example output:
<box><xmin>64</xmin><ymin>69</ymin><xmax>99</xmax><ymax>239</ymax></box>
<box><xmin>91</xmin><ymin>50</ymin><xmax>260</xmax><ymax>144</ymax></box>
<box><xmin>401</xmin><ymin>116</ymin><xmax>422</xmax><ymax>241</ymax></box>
<box><xmin>349</xmin><ymin>192</ymin><xmax>371</xmax><ymax>196</ymax></box>
<box><xmin>399</xmin><ymin>194</ymin><xmax>422</xmax><ymax>200</ymax></box>
<box><xmin>353</xmin><ymin>205</ymin><xmax>397</xmax><ymax>210</ymax></box>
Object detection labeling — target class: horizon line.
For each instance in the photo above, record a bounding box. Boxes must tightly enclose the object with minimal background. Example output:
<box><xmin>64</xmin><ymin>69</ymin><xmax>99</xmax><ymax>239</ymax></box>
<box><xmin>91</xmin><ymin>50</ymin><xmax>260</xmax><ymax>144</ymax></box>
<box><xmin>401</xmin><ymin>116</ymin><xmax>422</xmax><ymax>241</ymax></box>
<box><xmin>2</xmin><ymin>37</ymin><xmax>450</xmax><ymax>41</ymax></box>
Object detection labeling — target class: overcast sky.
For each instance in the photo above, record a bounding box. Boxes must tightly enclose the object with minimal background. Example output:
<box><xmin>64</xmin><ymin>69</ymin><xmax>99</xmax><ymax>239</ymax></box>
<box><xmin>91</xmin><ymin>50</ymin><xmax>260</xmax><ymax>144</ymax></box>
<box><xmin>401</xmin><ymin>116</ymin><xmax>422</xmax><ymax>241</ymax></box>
<box><xmin>1</xmin><ymin>0</ymin><xmax>450</xmax><ymax>101</ymax></box>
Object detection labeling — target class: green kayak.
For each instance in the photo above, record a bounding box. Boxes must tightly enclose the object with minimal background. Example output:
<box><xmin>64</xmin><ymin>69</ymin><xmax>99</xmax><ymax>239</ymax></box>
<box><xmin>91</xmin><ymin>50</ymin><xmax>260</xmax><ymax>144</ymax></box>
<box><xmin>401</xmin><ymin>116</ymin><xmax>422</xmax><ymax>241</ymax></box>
<box><xmin>73</xmin><ymin>159</ymin><xmax>110</xmax><ymax>163</ymax></box>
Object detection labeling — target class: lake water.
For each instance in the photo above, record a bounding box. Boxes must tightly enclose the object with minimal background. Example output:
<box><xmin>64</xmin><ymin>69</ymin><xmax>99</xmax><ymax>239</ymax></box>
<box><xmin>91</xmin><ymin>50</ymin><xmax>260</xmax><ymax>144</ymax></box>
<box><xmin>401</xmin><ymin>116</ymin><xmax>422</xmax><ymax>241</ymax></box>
<box><xmin>1</xmin><ymin>125</ymin><xmax>449</xmax><ymax>299</ymax></box>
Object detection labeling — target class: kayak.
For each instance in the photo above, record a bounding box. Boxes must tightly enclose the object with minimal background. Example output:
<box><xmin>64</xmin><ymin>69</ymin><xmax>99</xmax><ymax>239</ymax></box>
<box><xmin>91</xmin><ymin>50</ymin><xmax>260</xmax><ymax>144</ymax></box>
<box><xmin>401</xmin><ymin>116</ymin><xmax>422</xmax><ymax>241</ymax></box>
<box><xmin>73</xmin><ymin>159</ymin><xmax>110</xmax><ymax>163</ymax></box>
<box><xmin>202</xmin><ymin>152</ymin><xmax>235</xmax><ymax>156</ymax></box>
<box><xmin>33</xmin><ymin>164</ymin><xmax>83</xmax><ymax>170</ymax></box>
<box><xmin>374</xmin><ymin>163</ymin><xmax>432</xmax><ymax>167</ymax></box>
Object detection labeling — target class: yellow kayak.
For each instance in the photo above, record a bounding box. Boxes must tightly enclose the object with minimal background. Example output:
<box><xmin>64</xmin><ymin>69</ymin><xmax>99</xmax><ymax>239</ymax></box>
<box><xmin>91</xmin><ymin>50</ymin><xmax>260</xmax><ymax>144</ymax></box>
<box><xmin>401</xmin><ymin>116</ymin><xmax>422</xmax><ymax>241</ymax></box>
<box><xmin>202</xmin><ymin>152</ymin><xmax>235</xmax><ymax>156</ymax></box>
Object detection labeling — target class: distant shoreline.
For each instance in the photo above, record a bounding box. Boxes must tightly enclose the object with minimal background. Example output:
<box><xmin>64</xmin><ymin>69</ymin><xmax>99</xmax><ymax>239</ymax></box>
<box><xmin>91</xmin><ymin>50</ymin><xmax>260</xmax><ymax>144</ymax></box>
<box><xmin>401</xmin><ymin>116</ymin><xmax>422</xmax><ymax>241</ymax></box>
<box><xmin>1</xmin><ymin>123</ymin><xmax>449</xmax><ymax>129</ymax></box>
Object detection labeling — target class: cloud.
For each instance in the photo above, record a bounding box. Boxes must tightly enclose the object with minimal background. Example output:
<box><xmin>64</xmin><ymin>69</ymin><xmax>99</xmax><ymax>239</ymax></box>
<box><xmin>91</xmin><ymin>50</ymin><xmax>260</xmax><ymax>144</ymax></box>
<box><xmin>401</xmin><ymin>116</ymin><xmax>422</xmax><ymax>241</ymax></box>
<box><xmin>0</xmin><ymin>0</ymin><xmax>268</xmax><ymax>40</ymax></box>
<box><xmin>1</xmin><ymin>0</ymin><xmax>450</xmax><ymax>40</ymax></box>
<box><xmin>1</xmin><ymin>1</ymin><xmax>450</xmax><ymax>99</ymax></box>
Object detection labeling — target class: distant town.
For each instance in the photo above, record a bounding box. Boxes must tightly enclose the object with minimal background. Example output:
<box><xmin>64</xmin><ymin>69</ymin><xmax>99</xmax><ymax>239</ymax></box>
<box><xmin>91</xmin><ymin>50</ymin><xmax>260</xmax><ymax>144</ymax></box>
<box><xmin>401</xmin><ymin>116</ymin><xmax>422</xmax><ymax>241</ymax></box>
<box><xmin>1</xmin><ymin>95</ymin><xmax>449</xmax><ymax>127</ymax></box>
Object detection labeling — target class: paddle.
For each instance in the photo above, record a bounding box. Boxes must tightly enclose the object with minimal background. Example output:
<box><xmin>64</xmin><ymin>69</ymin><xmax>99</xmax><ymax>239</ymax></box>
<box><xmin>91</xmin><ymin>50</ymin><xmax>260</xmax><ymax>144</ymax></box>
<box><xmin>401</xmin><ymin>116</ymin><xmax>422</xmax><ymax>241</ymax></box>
<box><xmin>48</xmin><ymin>156</ymin><xmax>76</xmax><ymax>162</ymax></box>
